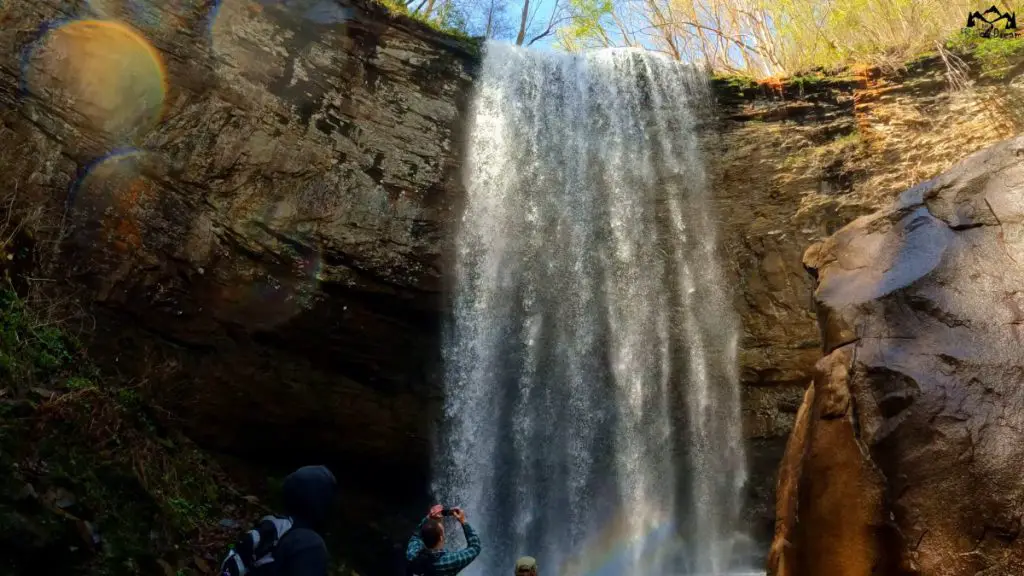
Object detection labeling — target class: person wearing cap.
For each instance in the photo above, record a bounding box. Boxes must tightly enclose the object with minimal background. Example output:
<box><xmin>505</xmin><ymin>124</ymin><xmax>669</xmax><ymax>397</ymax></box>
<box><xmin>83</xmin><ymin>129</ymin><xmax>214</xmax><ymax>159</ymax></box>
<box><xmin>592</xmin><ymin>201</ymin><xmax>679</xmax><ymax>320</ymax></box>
<box><xmin>515</xmin><ymin>556</ymin><xmax>537</xmax><ymax>575</ymax></box>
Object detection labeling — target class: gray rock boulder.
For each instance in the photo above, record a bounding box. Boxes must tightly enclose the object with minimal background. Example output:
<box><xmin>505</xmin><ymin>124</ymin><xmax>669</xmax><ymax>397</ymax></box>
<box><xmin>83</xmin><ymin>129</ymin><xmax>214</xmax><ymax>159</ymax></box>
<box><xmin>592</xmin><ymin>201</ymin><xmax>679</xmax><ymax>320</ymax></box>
<box><xmin>770</xmin><ymin>135</ymin><xmax>1024</xmax><ymax>575</ymax></box>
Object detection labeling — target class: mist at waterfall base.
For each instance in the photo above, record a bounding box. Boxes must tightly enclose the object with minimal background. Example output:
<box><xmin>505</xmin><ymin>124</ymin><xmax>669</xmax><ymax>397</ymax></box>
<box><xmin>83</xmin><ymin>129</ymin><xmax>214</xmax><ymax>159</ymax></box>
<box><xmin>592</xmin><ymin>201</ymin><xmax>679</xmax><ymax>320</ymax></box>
<box><xmin>435</xmin><ymin>42</ymin><xmax>758</xmax><ymax>576</ymax></box>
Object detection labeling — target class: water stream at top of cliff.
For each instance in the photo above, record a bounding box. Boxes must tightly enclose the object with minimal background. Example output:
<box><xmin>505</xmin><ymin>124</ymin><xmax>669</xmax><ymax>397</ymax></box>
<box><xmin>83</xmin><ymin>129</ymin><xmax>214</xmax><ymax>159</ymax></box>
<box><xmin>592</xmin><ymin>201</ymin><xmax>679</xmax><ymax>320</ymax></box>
<box><xmin>435</xmin><ymin>42</ymin><xmax>755</xmax><ymax>576</ymax></box>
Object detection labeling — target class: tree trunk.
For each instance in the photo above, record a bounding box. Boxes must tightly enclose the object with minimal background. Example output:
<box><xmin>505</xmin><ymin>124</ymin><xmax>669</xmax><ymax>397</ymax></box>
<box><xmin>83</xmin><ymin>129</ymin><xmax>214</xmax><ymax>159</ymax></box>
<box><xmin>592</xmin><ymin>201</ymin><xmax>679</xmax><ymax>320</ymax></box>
<box><xmin>486</xmin><ymin>3</ymin><xmax>493</xmax><ymax>35</ymax></box>
<box><xmin>516</xmin><ymin>0</ymin><xmax>530</xmax><ymax>45</ymax></box>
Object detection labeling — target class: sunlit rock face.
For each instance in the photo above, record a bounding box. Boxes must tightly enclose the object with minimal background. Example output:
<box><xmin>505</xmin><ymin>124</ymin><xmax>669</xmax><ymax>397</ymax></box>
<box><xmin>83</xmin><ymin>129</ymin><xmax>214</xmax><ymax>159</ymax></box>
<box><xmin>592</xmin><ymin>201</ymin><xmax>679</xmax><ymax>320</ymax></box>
<box><xmin>1</xmin><ymin>1</ymin><xmax>475</xmax><ymax>568</ymax></box>
<box><xmin>708</xmin><ymin>60</ymin><xmax>1024</xmax><ymax>549</ymax></box>
<box><xmin>769</xmin><ymin>135</ymin><xmax>1024</xmax><ymax>576</ymax></box>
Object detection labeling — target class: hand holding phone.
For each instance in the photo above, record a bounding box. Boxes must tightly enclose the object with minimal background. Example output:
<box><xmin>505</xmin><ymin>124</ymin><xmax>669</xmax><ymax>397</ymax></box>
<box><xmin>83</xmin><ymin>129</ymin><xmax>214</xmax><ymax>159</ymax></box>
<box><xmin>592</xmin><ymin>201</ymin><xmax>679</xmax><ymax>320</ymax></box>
<box><xmin>451</xmin><ymin>507</ymin><xmax>466</xmax><ymax>524</ymax></box>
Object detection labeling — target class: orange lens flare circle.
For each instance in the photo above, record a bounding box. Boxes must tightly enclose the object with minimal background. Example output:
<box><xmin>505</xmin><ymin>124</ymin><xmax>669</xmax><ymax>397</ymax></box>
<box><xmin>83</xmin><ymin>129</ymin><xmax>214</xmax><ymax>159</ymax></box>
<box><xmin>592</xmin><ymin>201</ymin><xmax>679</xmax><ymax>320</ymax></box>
<box><xmin>24</xmin><ymin>19</ymin><xmax>167</xmax><ymax>141</ymax></box>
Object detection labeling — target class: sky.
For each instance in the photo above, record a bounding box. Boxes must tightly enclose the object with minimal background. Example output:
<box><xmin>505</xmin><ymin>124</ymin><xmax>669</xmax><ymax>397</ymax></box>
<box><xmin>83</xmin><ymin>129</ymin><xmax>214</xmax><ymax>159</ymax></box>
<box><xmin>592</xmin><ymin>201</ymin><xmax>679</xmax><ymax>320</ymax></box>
<box><xmin>470</xmin><ymin>0</ymin><xmax>564</xmax><ymax>51</ymax></box>
<box><xmin>519</xmin><ymin>0</ymin><xmax>561</xmax><ymax>50</ymax></box>
<box><xmin>243</xmin><ymin>0</ymin><xmax>567</xmax><ymax>52</ymax></box>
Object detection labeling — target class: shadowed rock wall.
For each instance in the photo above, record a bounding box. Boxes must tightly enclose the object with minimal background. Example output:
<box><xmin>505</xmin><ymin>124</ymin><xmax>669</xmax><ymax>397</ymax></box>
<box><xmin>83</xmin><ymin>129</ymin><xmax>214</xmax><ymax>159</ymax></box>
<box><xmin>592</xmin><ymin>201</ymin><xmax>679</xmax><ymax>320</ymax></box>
<box><xmin>0</xmin><ymin>2</ymin><xmax>476</xmax><ymax>569</ymax></box>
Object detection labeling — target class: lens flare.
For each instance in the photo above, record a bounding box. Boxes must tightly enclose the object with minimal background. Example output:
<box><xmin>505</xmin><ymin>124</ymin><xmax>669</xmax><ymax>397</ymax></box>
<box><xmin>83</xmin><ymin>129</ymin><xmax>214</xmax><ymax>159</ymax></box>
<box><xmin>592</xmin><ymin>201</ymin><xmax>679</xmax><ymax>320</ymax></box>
<box><xmin>22</xmin><ymin>19</ymin><xmax>166</xmax><ymax>142</ymax></box>
<box><xmin>210</xmin><ymin>202</ymin><xmax>324</xmax><ymax>330</ymax></box>
<box><xmin>69</xmin><ymin>149</ymin><xmax>159</xmax><ymax>255</ymax></box>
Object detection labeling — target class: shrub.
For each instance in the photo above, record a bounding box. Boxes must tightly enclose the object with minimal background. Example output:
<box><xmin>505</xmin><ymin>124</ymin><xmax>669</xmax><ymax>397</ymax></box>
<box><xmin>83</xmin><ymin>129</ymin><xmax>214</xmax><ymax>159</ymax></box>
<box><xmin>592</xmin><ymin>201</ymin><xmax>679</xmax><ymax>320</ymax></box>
<box><xmin>948</xmin><ymin>28</ymin><xmax>1024</xmax><ymax>78</ymax></box>
<box><xmin>0</xmin><ymin>286</ymin><xmax>261</xmax><ymax>574</ymax></box>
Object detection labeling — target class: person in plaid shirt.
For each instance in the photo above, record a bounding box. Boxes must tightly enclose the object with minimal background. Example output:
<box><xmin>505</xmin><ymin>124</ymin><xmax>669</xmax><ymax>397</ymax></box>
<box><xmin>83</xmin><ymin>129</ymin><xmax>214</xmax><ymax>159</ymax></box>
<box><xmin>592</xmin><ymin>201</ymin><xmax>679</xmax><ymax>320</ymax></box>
<box><xmin>405</xmin><ymin>504</ymin><xmax>482</xmax><ymax>575</ymax></box>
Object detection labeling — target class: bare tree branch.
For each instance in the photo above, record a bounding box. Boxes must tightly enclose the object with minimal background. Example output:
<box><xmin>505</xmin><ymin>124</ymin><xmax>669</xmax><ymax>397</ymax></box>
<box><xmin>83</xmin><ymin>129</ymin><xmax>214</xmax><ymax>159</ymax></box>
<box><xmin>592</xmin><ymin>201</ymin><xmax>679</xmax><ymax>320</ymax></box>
<box><xmin>527</xmin><ymin>14</ymin><xmax>575</xmax><ymax>45</ymax></box>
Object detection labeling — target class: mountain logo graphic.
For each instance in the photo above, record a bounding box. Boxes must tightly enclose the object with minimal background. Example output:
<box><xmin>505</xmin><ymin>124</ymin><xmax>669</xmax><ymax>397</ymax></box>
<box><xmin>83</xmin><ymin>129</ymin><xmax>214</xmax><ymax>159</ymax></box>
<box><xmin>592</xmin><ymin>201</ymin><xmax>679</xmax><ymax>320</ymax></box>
<box><xmin>967</xmin><ymin>5</ymin><xmax>1018</xmax><ymax>38</ymax></box>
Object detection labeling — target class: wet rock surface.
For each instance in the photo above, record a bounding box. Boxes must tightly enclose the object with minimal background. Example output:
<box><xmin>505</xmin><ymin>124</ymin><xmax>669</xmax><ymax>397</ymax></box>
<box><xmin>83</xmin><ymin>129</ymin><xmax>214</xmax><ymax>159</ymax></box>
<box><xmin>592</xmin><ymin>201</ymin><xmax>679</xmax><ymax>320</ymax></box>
<box><xmin>768</xmin><ymin>135</ymin><xmax>1024</xmax><ymax>576</ymax></box>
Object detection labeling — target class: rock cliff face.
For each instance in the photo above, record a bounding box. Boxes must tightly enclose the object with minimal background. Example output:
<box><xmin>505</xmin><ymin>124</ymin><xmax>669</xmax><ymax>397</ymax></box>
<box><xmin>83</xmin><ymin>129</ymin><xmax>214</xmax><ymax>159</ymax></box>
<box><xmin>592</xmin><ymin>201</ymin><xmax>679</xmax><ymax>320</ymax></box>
<box><xmin>0</xmin><ymin>0</ymin><xmax>475</xmax><ymax>566</ymax></box>
<box><xmin>768</xmin><ymin>135</ymin><xmax>1024</xmax><ymax>576</ymax></box>
<box><xmin>708</xmin><ymin>58</ymin><xmax>1024</xmax><ymax>543</ymax></box>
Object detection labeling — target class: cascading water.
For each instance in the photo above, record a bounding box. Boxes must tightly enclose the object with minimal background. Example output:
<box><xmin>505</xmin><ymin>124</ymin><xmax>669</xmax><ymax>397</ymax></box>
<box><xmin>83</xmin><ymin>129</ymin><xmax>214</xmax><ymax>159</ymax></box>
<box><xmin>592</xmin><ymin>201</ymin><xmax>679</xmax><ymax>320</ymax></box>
<box><xmin>435</xmin><ymin>42</ymin><xmax>753</xmax><ymax>576</ymax></box>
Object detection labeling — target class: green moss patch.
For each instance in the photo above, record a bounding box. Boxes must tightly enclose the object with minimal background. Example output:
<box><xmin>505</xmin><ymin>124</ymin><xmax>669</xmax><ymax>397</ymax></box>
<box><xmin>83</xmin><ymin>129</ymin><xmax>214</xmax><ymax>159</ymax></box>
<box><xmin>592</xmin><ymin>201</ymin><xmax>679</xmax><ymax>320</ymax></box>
<box><xmin>947</xmin><ymin>29</ymin><xmax>1024</xmax><ymax>79</ymax></box>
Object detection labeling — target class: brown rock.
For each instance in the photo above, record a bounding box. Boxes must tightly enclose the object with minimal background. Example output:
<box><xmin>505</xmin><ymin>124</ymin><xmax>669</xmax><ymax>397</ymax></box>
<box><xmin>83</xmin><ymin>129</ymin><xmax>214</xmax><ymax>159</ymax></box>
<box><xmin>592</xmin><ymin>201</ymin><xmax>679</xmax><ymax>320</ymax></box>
<box><xmin>768</xmin><ymin>347</ymin><xmax>902</xmax><ymax>576</ymax></box>
<box><xmin>5</xmin><ymin>0</ymin><xmax>1024</xmax><ymax>569</ymax></box>
<box><xmin>0</xmin><ymin>0</ymin><xmax>476</xmax><ymax>490</ymax></box>
<box><xmin>771</xmin><ymin>135</ymin><xmax>1024</xmax><ymax>575</ymax></box>
<box><xmin>710</xmin><ymin>56</ymin><xmax>1024</xmax><ymax>556</ymax></box>
<box><xmin>193</xmin><ymin>555</ymin><xmax>212</xmax><ymax>574</ymax></box>
<box><xmin>75</xmin><ymin>519</ymin><xmax>101</xmax><ymax>550</ymax></box>
<box><xmin>156</xmin><ymin>559</ymin><xmax>177</xmax><ymax>576</ymax></box>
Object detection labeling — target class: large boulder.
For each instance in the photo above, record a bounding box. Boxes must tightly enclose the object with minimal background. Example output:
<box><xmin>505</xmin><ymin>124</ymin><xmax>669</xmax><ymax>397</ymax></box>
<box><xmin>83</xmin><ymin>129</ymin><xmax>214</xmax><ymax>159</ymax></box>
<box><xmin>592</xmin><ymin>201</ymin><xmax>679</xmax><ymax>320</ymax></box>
<box><xmin>769</xmin><ymin>135</ymin><xmax>1024</xmax><ymax>575</ymax></box>
<box><xmin>770</xmin><ymin>132</ymin><xmax>1024</xmax><ymax>569</ymax></box>
<box><xmin>709</xmin><ymin>59</ymin><xmax>1024</xmax><ymax>552</ymax></box>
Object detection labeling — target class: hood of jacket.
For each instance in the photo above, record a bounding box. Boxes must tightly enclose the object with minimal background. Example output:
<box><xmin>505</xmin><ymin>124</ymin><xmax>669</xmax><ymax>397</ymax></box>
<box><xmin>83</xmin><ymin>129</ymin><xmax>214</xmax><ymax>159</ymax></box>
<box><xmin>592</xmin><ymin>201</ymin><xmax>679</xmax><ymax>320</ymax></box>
<box><xmin>282</xmin><ymin>465</ymin><xmax>336</xmax><ymax>530</ymax></box>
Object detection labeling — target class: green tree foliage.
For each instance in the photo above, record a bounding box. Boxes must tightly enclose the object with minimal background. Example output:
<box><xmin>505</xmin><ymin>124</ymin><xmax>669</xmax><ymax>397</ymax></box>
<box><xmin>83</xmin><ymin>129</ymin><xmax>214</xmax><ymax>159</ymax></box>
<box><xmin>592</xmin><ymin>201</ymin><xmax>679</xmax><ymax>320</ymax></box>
<box><xmin>554</xmin><ymin>0</ymin><xmax>1024</xmax><ymax>77</ymax></box>
<box><xmin>767</xmin><ymin>0</ymin><xmax>1009</xmax><ymax>72</ymax></box>
<box><xmin>948</xmin><ymin>26</ymin><xmax>1024</xmax><ymax>77</ymax></box>
<box><xmin>379</xmin><ymin>0</ymin><xmax>1024</xmax><ymax>77</ymax></box>
<box><xmin>557</xmin><ymin>0</ymin><xmax>615</xmax><ymax>52</ymax></box>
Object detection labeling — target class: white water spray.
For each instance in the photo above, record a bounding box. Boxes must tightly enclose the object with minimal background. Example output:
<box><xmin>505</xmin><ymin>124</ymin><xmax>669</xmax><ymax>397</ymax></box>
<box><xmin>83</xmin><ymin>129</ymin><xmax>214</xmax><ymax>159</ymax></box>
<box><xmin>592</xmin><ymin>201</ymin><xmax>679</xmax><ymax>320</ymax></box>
<box><xmin>436</xmin><ymin>42</ymin><xmax>751</xmax><ymax>576</ymax></box>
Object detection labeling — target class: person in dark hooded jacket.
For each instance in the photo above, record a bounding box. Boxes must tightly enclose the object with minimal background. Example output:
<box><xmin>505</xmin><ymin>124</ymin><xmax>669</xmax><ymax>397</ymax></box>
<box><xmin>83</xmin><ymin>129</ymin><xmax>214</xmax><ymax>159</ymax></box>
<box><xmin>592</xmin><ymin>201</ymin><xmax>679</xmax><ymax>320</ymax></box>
<box><xmin>274</xmin><ymin>465</ymin><xmax>336</xmax><ymax>575</ymax></box>
<box><xmin>220</xmin><ymin>465</ymin><xmax>337</xmax><ymax>576</ymax></box>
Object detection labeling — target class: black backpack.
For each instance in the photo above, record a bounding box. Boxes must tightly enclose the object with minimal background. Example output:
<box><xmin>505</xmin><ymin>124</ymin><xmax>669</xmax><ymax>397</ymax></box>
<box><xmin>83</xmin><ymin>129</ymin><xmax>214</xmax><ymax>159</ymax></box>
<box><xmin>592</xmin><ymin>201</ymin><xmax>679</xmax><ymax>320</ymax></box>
<box><xmin>220</xmin><ymin>516</ymin><xmax>295</xmax><ymax>576</ymax></box>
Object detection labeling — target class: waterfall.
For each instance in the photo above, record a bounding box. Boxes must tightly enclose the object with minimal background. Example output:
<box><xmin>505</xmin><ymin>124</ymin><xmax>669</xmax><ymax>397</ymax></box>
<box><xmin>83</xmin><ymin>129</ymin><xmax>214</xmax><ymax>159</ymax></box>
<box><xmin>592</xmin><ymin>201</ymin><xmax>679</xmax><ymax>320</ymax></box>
<box><xmin>435</xmin><ymin>42</ymin><xmax>751</xmax><ymax>576</ymax></box>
